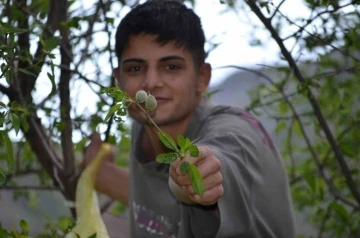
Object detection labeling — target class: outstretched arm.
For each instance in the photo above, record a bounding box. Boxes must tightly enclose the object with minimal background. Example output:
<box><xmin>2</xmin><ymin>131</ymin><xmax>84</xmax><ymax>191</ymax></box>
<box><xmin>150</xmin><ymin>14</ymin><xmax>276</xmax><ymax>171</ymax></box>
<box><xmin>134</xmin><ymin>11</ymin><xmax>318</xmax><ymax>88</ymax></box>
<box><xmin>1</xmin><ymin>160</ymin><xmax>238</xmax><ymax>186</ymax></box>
<box><xmin>84</xmin><ymin>133</ymin><xmax>129</xmax><ymax>206</ymax></box>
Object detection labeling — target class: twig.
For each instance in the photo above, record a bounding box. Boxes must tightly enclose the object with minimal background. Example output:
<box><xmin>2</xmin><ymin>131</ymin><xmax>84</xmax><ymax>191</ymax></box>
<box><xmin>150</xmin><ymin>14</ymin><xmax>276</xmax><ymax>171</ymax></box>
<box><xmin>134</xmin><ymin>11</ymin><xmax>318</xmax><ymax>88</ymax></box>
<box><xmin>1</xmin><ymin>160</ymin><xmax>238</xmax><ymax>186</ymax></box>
<box><xmin>0</xmin><ymin>185</ymin><xmax>59</xmax><ymax>191</ymax></box>
<box><xmin>269</xmin><ymin>0</ymin><xmax>286</xmax><ymax>20</ymax></box>
<box><xmin>287</xmin><ymin>119</ymin><xmax>296</xmax><ymax>181</ymax></box>
<box><xmin>245</xmin><ymin>0</ymin><xmax>360</xmax><ymax>207</ymax></box>
<box><xmin>278</xmin><ymin>9</ymin><xmax>360</xmax><ymax>63</ymax></box>
<box><xmin>282</xmin><ymin>2</ymin><xmax>354</xmax><ymax>41</ymax></box>
<box><xmin>317</xmin><ymin>203</ymin><xmax>332</xmax><ymax>238</ymax></box>
<box><xmin>218</xmin><ymin>63</ymin><xmax>359</xmax><ymax>209</ymax></box>
<box><xmin>73</xmin><ymin>2</ymin><xmax>109</xmax><ymax>69</ymax></box>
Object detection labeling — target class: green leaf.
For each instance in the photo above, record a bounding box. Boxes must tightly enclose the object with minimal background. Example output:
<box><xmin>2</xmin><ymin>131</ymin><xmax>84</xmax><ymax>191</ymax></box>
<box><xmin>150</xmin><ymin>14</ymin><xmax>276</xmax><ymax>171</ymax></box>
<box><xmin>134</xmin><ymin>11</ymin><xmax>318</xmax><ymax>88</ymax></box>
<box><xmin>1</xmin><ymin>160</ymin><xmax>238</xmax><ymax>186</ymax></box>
<box><xmin>302</xmin><ymin>160</ymin><xmax>317</xmax><ymax>193</ymax></box>
<box><xmin>181</xmin><ymin>137</ymin><xmax>192</xmax><ymax>152</ymax></box>
<box><xmin>0</xmin><ymin>27</ymin><xmax>30</xmax><ymax>34</ymax></box>
<box><xmin>47</xmin><ymin>72</ymin><xmax>56</xmax><ymax>96</ymax></box>
<box><xmin>104</xmin><ymin>103</ymin><xmax>121</xmax><ymax>122</ymax></box>
<box><xmin>156</xmin><ymin>152</ymin><xmax>178</xmax><ymax>164</ymax></box>
<box><xmin>330</xmin><ymin>201</ymin><xmax>349</xmax><ymax>221</ymax></box>
<box><xmin>274</xmin><ymin>121</ymin><xmax>287</xmax><ymax>133</ymax></box>
<box><xmin>158</xmin><ymin>132</ymin><xmax>178</xmax><ymax>151</ymax></box>
<box><xmin>19</xmin><ymin>220</ymin><xmax>29</xmax><ymax>235</ymax></box>
<box><xmin>0</xmin><ymin>102</ymin><xmax>6</xmax><ymax>108</ymax></box>
<box><xmin>177</xmin><ymin>135</ymin><xmax>185</xmax><ymax>149</ymax></box>
<box><xmin>293</xmin><ymin>119</ymin><xmax>303</xmax><ymax>137</ymax></box>
<box><xmin>10</xmin><ymin>113</ymin><xmax>20</xmax><ymax>136</ymax></box>
<box><xmin>1</xmin><ymin>131</ymin><xmax>15</xmax><ymax>171</ymax></box>
<box><xmin>187</xmin><ymin>145</ymin><xmax>199</xmax><ymax>157</ymax></box>
<box><xmin>180</xmin><ymin>161</ymin><xmax>190</xmax><ymax>175</ymax></box>
<box><xmin>188</xmin><ymin>164</ymin><xmax>204</xmax><ymax>197</ymax></box>
<box><xmin>88</xmin><ymin>233</ymin><xmax>97</xmax><ymax>238</ymax></box>
<box><xmin>44</xmin><ymin>36</ymin><xmax>61</xmax><ymax>52</ymax></box>
<box><xmin>18</xmin><ymin>68</ymin><xmax>36</xmax><ymax>78</ymax></box>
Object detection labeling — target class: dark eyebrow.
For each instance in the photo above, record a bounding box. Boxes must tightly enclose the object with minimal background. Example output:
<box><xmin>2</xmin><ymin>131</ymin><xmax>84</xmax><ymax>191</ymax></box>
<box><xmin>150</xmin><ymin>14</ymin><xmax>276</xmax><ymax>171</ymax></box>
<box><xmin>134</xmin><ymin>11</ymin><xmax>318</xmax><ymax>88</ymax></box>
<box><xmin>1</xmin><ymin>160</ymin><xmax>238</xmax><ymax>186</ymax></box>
<box><xmin>122</xmin><ymin>58</ymin><xmax>145</xmax><ymax>64</ymax></box>
<box><xmin>122</xmin><ymin>56</ymin><xmax>185</xmax><ymax>65</ymax></box>
<box><xmin>160</xmin><ymin>55</ymin><xmax>185</xmax><ymax>62</ymax></box>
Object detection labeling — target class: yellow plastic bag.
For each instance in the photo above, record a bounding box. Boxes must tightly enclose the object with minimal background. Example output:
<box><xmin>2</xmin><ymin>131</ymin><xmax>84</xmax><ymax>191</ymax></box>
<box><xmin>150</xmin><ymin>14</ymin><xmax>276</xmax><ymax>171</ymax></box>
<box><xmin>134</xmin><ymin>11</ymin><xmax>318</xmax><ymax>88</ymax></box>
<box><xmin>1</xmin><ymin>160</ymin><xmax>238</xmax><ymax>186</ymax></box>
<box><xmin>65</xmin><ymin>144</ymin><xmax>111</xmax><ymax>238</ymax></box>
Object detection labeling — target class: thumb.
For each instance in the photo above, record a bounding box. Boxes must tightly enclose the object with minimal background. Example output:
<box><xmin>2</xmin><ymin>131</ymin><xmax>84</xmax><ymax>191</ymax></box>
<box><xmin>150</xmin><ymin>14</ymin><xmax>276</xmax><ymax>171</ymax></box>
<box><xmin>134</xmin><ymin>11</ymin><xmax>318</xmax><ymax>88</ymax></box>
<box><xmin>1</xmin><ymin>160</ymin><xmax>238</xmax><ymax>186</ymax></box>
<box><xmin>81</xmin><ymin>132</ymin><xmax>102</xmax><ymax>168</ymax></box>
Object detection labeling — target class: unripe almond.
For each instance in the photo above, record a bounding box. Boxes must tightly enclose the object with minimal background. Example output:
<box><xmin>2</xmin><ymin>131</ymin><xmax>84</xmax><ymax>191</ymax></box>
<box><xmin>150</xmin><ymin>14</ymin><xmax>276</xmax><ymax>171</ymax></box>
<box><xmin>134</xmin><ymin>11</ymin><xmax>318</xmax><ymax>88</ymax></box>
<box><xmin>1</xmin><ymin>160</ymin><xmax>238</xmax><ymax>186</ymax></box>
<box><xmin>145</xmin><ymin>95</ymin><xmax>157</xmax><ymax>111</ymax></box>
<box><xmin>135</xmin><ymin>90</ymin><xmax>147</xmax><ymax>103</ymax></box>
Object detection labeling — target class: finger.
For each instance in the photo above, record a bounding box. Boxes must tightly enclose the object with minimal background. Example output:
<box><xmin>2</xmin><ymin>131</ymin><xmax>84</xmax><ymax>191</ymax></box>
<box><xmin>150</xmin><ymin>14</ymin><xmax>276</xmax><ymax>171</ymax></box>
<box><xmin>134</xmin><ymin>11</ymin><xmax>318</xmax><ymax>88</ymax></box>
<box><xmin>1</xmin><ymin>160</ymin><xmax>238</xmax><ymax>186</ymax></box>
<box><xmin>196</xmin><ymin>156</ymin><xmax>221</xmax><ymax>179</ymax></box>
<box><xmin>188</xmin><ymin>184</ymin><xmax>224</xmax><ymax>206</ymax></box>
<box><xmin>185</xmin><ymin>146</ymin><xmax>213</xmax><ymax>165</ymax></box>
<box><xmin>85</xmin><ymin>132</ymin><xmax>102</xmax><ymax>156</ymax></box>
<box><xmin>186</xmin><ymin>172</ymin><xmax>222</xmax><ymax>195</ymax></box>
<box><xmin>177</xmin><ymin>157</ymin><xmax>221</xmax><ymax>186</ymax></box>
<box><xmin>171</xmin><ymin>158</ymin><xmax>182</xmax><ymax>174</ymax></box>
<box><xmin>83</xmin><ymin>132</ymin><xmax>116</xmax><ymax>167</ymax></box>
<box><xmin>169</xmin><ymin>165</ymin><xmax>179</xmax><ymax>184</ymax></box>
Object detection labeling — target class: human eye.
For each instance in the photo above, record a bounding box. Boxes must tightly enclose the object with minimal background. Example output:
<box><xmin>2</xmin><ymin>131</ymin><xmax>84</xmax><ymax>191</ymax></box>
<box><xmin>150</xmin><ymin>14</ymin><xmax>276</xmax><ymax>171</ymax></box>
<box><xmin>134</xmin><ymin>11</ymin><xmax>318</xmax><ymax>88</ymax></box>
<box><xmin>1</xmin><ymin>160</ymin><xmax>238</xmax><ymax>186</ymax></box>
<box><xmin>166</xmin><ymin>64</ymin><xmax>181</xmax><ymax>70</ymax></box>
<box><xmin>127</xmin><ymin>66</ymin><xmax>141</xmax><ymax>72</ymax></box>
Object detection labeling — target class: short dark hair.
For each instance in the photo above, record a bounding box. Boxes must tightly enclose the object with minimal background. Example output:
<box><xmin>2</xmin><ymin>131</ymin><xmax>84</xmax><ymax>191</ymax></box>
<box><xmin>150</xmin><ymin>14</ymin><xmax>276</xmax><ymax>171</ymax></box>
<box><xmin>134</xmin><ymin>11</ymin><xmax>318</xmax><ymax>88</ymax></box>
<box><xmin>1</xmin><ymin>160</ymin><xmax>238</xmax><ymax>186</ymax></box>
<box><xmin>115</xmin><ymin>0</ymin><xmax>206</xmax><ymax>68</ymax></box>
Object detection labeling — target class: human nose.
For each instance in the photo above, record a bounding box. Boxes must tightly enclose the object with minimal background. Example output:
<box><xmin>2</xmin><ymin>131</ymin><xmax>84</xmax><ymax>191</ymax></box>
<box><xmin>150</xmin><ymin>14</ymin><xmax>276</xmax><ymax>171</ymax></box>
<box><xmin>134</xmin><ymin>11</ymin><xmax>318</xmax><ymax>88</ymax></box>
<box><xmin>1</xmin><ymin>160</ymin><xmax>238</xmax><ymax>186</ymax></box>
<box><xmin>142</xmin><ymin>67</ymin><xmax>163</xmax><ymax>90</ymax></box>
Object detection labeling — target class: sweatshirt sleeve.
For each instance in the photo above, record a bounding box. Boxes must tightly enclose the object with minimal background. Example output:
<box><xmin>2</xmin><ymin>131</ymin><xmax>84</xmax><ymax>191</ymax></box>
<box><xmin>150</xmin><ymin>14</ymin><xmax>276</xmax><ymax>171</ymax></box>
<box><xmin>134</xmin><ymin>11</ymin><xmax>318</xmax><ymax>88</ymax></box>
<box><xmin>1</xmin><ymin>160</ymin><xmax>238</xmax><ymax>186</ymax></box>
<box><xmin>178</xmin><ymin>113</ymin><xmax>295</xmax><ymax>238</ymax></box>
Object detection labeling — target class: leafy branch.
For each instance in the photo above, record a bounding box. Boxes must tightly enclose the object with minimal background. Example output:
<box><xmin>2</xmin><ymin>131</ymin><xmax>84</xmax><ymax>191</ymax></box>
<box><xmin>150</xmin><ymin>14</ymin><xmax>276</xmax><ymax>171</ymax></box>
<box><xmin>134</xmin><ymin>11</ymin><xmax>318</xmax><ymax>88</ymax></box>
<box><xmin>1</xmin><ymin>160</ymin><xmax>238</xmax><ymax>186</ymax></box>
<box><xmin>100</xmin><ymin>87</ymin><xmax>205</xmax><ymax>197</ymax></box>
<box><xmin>244</xmin><ymin>0</ymin><xmax>360</xmax><ymax>207</ymax></box>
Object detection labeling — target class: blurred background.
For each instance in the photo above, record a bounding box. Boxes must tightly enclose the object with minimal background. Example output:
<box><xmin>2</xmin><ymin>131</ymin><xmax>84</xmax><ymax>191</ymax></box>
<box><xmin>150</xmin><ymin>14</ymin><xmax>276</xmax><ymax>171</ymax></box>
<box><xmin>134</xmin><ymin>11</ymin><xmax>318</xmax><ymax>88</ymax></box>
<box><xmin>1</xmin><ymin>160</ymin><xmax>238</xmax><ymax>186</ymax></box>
<box><xmin>1</xmin><ymin>0</ymin><xmax>360</xmax><ymax>237</ymax></box>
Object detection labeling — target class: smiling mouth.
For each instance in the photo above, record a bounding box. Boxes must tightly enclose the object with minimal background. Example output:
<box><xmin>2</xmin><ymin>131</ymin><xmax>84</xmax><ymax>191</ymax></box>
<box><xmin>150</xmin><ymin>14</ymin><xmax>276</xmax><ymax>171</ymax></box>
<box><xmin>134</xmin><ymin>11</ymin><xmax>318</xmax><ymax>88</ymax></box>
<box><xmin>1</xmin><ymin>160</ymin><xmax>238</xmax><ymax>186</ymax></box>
<box><xmin>155</xmin><ymin>97</ymin><xmax>170</xmax><ymax>101</ymax></box>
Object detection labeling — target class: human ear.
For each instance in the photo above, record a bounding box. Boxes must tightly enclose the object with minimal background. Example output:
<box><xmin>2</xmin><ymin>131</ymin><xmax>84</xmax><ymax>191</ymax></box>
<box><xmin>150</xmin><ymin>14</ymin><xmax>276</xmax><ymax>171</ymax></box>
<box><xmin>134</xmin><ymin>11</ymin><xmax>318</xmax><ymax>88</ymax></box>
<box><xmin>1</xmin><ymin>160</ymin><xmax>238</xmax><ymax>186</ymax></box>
<box><xmin>197</xmin><ymin>63</ymin><xmax>211</xmax><ymax>94</ymax></box>
<box><xmin>113</xmin><ymin>67</ymin><xmax>122</xmax><ymax>88</ymax></box>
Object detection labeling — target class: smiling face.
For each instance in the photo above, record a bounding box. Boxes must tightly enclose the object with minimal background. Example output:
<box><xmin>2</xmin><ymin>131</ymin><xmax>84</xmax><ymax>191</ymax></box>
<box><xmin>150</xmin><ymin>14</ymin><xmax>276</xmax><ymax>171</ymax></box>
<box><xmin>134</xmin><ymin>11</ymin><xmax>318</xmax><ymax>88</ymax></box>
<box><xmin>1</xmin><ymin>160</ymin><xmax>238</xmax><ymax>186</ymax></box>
<box><xmin>114</xmin><ymin>34</ymin><xmax>211</xmax><ymax>127</ymax></box>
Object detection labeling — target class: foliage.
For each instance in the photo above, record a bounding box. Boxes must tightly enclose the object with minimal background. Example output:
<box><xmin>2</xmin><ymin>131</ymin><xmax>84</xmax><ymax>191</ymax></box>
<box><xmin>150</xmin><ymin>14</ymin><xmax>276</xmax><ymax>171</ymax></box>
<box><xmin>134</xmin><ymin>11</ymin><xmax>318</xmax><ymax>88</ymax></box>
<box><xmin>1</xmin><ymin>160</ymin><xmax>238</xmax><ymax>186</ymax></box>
<box><xmin>220</xmin><ymin>0</ymin><xmax>360</xmax><ymax>237</ymax></box>
<box><xmin>0</xmin><ymin>0</ymin><xmax>360</xmax><ymax>237</ymax></box>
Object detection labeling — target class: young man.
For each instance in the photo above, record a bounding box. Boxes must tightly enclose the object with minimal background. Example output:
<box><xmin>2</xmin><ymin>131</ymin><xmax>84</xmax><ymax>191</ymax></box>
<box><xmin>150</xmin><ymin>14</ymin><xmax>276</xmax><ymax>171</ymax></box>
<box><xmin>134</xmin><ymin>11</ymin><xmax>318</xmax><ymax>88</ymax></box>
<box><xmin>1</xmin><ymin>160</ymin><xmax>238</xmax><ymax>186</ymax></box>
<box><xmin>85</xmin><ymin>0</ymin><xmax>296</xmax><ymax>237</ymax></box>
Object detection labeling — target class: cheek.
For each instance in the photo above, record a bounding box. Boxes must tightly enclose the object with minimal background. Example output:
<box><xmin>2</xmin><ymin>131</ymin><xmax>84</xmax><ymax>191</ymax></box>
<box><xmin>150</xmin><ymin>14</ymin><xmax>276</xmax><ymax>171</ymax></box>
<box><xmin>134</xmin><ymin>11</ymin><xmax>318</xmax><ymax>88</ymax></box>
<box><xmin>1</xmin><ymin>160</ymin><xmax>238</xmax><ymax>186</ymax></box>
<box><xmin>120</xmin><ymin>80</ymin><xmax>140</xmax><ymax>95</ymax></box>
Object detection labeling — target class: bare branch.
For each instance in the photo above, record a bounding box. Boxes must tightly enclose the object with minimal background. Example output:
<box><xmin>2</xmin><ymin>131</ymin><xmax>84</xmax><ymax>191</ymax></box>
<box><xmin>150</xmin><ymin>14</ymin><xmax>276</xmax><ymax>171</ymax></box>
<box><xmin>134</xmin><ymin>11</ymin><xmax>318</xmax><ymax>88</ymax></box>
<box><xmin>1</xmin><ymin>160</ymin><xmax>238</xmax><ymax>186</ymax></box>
<box><xmin>2</xmin><ymin>169</ymin><xmax>44</xmax><ymax>187</ymax></box>
<box><xmin>282</xmin><ymin>2</ymin><xmax>354</xmax><ymax>41</ymax></box>
<box><xmin>57</xmin><ymin>0</ymin><xmax>75</xmax><ymax>178</ymax></box>
<box><xmin>74</xmin><ymin>1</ymin><xmax>112</xmax><ymax>69</ymax></box>
<box><xmin>269</xmin><ymin>0</ymin><xmax>286</xmax><ymax>21</ymax></box>
<box><xmin>55</xmin><ymin>63</ymin><xmax>109</xmax><ymax>104</ymax></box>
<box><xmin>0</xmin><ymin>185</ymin><xmax>59</xmax><ymax>191</ymax></box>
<box><xmin>245</xmin><ymin>0</ymin><xmax>360</xmax><ymax>207</ymax></box>
<box><xmin>278</xmin><ymin>11</ymin><xmax>360</xmax><ymax>63</ymax></box>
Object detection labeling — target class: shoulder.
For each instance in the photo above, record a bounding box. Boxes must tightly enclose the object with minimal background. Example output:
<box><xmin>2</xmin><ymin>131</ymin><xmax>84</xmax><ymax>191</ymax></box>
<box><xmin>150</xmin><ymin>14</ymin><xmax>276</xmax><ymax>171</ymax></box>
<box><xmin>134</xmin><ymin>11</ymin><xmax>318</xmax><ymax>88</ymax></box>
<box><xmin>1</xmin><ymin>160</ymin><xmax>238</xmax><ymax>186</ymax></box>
<box><xmin>197</xmin><ymin>103</ymin><xmax>276</xmax><ymax>151</ymax></box>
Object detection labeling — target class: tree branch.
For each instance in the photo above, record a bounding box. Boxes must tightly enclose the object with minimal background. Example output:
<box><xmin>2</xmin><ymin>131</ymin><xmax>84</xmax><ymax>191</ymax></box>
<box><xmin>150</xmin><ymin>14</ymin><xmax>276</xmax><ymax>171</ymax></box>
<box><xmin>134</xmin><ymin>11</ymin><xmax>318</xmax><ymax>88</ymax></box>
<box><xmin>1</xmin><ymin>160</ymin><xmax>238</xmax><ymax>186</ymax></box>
<box><xmin>58</xmin><ymin>0</ymin><xmax>75</xmax><ymax>177</ymax></box>
<box><xmin>245</xmin><ymin>0</ymin><xmax>360</xmax><ymax>207</ymax></box>
<box><xmin>74</xmin><ymin>1</ymin><xmax>111</xmax><ymax>69</ymax></box>
<box><xmin>100</xmin><ymin>0</ymin><xmax>116</xmax><ymax>142</ymax></box>
<box><xmin>220</xmin><ymin>63</ymin><xmax>359</xmax><ymax>210</ymax></box>
<box><xmin>5</xmin><ymin>169</ymin><xmax>43</xmax><ymax>182</ymax></box>
<box><xmin>0</xmin><ymin>84</ymin><xmax>11</xmax><ymax>96</ymax></box>
<box><xmin>269</xmin><ymin>0</ymin><xmax>286</xmax><ymax>21</ymax></box>
<box><xmin>278</xmin><ymin>10</ymin><xmax>360</xmax><ymax>63</ymax></box>
<box><xmin>282</xmin><ymin>2</ymin><xmax>354</xmax><ymax>41</ymax></box>
<box><xmin>0</xmin><ymin>185</ymin><xmax>59</xmax><ymax>191</ymax></box>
